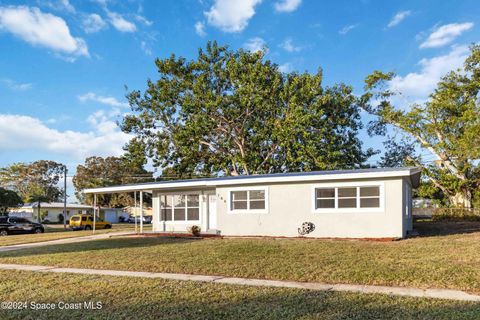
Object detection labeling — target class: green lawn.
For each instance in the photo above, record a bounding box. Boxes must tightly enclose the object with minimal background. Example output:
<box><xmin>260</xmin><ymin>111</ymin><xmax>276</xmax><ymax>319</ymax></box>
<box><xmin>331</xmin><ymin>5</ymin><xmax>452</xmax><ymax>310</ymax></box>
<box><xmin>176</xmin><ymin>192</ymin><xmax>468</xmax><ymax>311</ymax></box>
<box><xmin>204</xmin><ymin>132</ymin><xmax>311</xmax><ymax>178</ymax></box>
<box><xmin>0</xmin><ymin>221</ymin><xmax>479</xmax><ymax>294</ymax></box>
<box><xmin>0</xmin><ymin>270</ymin><xmax>478</xmax><ymax>320</ymax></box>
<box><xmin>0</xmin><ymin>224</ymin><xmax>151</xmax><ymax>247</ymax></box>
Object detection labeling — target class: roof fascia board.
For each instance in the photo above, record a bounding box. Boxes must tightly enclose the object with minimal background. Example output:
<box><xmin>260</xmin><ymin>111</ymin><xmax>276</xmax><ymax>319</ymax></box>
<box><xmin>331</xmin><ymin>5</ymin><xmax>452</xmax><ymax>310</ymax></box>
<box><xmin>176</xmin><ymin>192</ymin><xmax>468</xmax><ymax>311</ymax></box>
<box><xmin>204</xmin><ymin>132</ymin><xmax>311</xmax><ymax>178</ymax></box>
<box><xmin>83</xmin><ymin>169</ymin><xmax>416</xmax><ymax>194</ymax></box>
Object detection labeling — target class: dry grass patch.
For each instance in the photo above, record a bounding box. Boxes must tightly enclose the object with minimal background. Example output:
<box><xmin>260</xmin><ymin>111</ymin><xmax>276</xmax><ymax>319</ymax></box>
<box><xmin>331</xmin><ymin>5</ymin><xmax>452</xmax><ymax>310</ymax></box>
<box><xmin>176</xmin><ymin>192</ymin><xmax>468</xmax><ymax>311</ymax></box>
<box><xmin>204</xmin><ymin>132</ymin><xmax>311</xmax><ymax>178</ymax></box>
<box><xmin>0</xmin><ymin>221</ymin><xmax>479</xmax><ymax>293</ymax></box>
<box><xmin>0</xmin><ymin>270</ymin><xmax>479</xmax><ymax>319</ymax></box>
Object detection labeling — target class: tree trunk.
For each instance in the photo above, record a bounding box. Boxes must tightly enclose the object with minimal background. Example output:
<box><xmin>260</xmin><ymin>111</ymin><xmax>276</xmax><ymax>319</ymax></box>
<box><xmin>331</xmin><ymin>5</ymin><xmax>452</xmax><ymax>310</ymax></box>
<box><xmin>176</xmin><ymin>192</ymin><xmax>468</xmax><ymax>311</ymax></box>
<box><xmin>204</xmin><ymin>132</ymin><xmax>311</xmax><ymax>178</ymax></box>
<box><xmin>449</xmin><ymin>189</ymin><xmax>472</xmax><ymax>208</ymax></box>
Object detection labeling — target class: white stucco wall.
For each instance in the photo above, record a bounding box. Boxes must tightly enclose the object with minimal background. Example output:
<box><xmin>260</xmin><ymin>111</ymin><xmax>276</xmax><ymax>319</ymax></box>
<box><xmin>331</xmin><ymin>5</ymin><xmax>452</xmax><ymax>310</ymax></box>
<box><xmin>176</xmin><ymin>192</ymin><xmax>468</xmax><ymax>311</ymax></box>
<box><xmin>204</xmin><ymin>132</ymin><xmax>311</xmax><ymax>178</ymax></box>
<box><xmin>215</xmin><ymin>177</ymin><xmax>405</xmax><ymax>238</ymax></box>
<box><xmin>151</xmin><ymin>177</ymin><xmax>410</xmax><ymax>238</ymax></box>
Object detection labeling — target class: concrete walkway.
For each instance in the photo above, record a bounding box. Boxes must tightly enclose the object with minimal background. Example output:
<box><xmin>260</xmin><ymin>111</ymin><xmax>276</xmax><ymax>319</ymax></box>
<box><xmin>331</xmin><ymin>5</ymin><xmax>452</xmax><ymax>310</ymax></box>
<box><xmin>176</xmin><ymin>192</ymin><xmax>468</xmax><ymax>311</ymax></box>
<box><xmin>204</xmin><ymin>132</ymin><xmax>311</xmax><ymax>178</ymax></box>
<box><xmin>0</xmin><ymin>231</ymin><xmax>134</xmax><ymax>253</ymax></box>
<box><xmin>0</xmin><ymin>263</ymin><xmax>479</xmax><ymax>302</ymax></box>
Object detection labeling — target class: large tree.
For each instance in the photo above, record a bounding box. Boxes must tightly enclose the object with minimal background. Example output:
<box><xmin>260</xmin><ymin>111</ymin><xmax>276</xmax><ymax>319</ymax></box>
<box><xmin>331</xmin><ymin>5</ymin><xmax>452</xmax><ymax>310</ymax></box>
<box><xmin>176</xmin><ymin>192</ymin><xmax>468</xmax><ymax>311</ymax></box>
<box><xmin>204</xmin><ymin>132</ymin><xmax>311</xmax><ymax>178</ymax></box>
<box><xmin>0</xmin><ymin>160</ymin><xmax>64</xmax><ymax>203</ymax></box>
<box><xmin>361</xmin><ymin>45</ymin><xmax>480</xmax><ymax>208</ymax></box>
<box><xmin>73</xmin><ymin>156</ymin><xmax>153</xmax><ymax>207</ymax></box>
<box><xmin>122</xmin><ymin>41</ymin><xmax>374</xmax><ymax>177</ymax></box>
<box><xmin>0</xmin><ymin>188</ymin><xmax>23</xmax><ymax>215</ymax></box>
<box><xmin>0</xmin><ymin>160</ymin><xmax>65</xmax><ymax>222</ymax></box>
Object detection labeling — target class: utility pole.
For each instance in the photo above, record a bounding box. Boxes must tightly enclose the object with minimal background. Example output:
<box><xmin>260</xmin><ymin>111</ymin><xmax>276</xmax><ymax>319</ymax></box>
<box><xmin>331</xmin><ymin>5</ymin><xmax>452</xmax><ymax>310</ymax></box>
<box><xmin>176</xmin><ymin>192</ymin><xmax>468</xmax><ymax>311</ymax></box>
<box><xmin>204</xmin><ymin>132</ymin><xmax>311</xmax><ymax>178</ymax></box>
<box><xmin>63</xmin><ymin>165</ymin><xmax>67</xmax><ymax>230</ymax></box>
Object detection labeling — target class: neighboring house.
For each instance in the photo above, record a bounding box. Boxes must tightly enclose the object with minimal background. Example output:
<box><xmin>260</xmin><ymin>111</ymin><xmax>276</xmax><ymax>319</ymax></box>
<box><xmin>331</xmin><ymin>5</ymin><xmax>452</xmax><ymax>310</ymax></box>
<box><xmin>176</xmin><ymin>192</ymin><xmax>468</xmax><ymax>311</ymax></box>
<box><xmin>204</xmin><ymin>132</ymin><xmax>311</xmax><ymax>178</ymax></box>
<box><xmin>10</xmin><ymin>202</ymin><xmax>92</xmax><ymax>222</ymax></box>
<box><xmin>10</xmin><ymin>203</ymin><xmax>128</xmax><ymax>223</ymax></box>
<box><xmin>99</xmin><ymin>208</ymin><xmax>129</xmax><ymax>223</ymax></box>
<box><xmin>412</xmin><ymin>198</ymin><xmax>439</xmax><ymax>218</ymax></box>
<box><xmin>84</xmin><ymin>167</ymin><xmax>421</xmax><ymax>239</ymax></box>
<box><xmin>413</xmin><ymin>198</ymin><xmax>439</xmax><ymax>208</ymax></box>
<box><xmin>124</xmin><ymin>206</ymin><xmax>153</xmax><ymax>217</ymax></box>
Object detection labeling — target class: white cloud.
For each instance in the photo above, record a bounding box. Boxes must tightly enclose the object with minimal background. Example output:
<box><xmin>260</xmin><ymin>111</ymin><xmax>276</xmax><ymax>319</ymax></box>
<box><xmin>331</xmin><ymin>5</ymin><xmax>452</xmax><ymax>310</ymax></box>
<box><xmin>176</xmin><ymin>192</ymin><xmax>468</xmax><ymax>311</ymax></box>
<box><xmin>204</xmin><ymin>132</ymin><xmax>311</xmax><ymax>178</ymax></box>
<box><xmin>0</xmin><ymin>114</ymin><xmax>130</xmax><ymax>160</ymax></box>
<box><xmin>280</xmin><ymin>38</ymin><xmax>302</xmax><ymax>52</ymax></box>
<box><xmin>107</xmin><ymin>11</ymin><xmax>136</xmax><ymax>33</ymax></box>
<box><xmin>387</xmin><ymin>10</ymin><xmax>411</xmax><ymax>28</ymax></box>
<box><xmin>1</xmin><ymin>78</ymin><xmax>32</xmax><ymax>91</ymax></box>
<box><xmin>389</xmin><ymin>45</ymin><xmax>469</xmax><ymax>103</ymax></box>
<box><xmin>82</xmin><ymin>13</ymin><xmax>106</xmax><ymax>33</ymax></box>
<box><xmin>58</xmin><ymin>0</ymin><xmax>75</xmax><ymax>13</ymax></box>
<box><xmin>244</xmin><ymin>37</ymin><xmax>267</xmax><ymax>52</ymax></box>
<box><xmin>274</xmin><ymin>0</ymin><xmax>302</xmax><ymax>13</ymax></box>
<box><xmin>204</xmin><ymin>0</ymin><xmax>262</xmax><ymax>33</ymax></box>
<box><xmin>278</xmin><ymin>62</ymin><xmax>292</xmax><ymax>73</ymax></box>
<box><xmin>78</xmin><ymin>92</ymin><xmax>129</xmax><ymax>108</ymax></box>
<box><xmin>195</xmin><ymin>21</ymin><xmax>206</xmax><ymax>37</ymax></box>
<box><xmin>140</xmin><ymin>41</ymin><xmax>152</xmax><ymax>56</ymax></box>
<box><xmin>339</xmin><ymin>24</ymin><xmax>358</xmax><ymax>35</ymax></box>
<box><xmin>134</xmin><ymin>14</ymin><xmax>152</xmax><ymax>26</ymax></box>
<box><xmin>420</xmin><ymin>22</ymin><xmax>474</xmax><ymax>49</ymax></box>
<box><xmin>0</xmin><ymin>6</ymin><xmax>89</xmax><ymax>58</ymax></box>
<box><xmin>338</xmin><ymin>24</ymin><xmax>358</xmax><ymax>35</ymax></box>
<box><xmin>42</xmin><ymin>0</ymin><xmax>76</xmax><ymax>13</ymax></box>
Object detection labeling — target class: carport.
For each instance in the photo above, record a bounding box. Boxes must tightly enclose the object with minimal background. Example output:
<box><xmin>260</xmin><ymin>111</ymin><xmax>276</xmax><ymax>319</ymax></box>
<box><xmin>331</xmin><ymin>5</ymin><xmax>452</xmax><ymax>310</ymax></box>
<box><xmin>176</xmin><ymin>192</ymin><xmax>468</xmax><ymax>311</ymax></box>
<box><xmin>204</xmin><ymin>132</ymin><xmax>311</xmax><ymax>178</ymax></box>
<box><xmin>83</xmin><ymin>184</ymin><xmax>154</xmax><ymax>234</ymax></box>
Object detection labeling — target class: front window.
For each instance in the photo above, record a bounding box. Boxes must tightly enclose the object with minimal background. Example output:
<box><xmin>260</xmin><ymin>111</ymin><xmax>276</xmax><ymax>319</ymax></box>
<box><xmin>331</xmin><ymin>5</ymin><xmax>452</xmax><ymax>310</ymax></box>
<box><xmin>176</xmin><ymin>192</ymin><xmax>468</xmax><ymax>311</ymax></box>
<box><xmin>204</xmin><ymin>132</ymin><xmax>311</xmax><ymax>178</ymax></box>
<box><xmin>359</xmin><ymin>186</ymin><xmax>380</xmax><ymax>208</ymax></box>
<box><xmin>229</xmin><ymin>188</ymin><xmax>267</xmax><ymax>213</ymax></box>
<box><xmin>160</xmin><ymin>194</ymin><xmax>200</xmax><ymax>221</ymax></box>
<box><xmin>315</xmin><ymin>185</ymin><xmax>382</xmax><ymax>210</ymax></box>
<box><xmin>315</xmin><ymin>188</ymin><xmax>335</xmax><ymax>209</ymax></box>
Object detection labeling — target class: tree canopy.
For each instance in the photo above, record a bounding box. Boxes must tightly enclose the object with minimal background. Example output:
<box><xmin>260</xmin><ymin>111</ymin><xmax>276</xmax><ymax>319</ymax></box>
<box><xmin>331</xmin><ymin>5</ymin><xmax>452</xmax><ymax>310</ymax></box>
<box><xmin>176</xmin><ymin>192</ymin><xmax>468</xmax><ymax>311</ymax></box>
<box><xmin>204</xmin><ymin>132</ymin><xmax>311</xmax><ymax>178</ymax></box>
<box><xmin>0</xmin><ymin>160</ymin><xmax>64</xmax><ymax>203</ymax></box>
<box><xmin>361</xmin><ymin>44</ymin><xmax>480</xmax><ymax>208</ymax></box>
<box><xmin>73</xmin><ymin>156</ymin><xmax>153</xmax><ymax>207</ymax></box>
<box><xmin>121</xmin><ymin>41</ymin><xmax>374</xmax><ymax>178</ymax></box>
<box><xmin>0</xmin><ymin>188</ymin><xmax>23</xmax><ymax>215</ymax></box>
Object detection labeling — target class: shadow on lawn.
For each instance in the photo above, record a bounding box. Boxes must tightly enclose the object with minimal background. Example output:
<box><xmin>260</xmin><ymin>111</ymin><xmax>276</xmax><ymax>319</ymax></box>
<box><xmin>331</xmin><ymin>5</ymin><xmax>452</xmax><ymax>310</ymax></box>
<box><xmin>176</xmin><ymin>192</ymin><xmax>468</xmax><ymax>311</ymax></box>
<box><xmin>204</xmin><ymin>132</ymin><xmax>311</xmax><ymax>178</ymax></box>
<box><xmin>0</xmin><ymin>237</ymin><xmax>199</xmax><ymax>259</ymax></box>
<box><xmin>413</xmin><ymin>220</ymin><xmax>480</xmax><ymax>237</ymax></box>
<box><xmin>132</xmin><ymin>292</ymin><xmax>480</xmax><ymax>320</ymax></box>
<box><xmin>3</xmin><ymin>288</ymin><xmax>480</xmax><ymax>320</ymax></box>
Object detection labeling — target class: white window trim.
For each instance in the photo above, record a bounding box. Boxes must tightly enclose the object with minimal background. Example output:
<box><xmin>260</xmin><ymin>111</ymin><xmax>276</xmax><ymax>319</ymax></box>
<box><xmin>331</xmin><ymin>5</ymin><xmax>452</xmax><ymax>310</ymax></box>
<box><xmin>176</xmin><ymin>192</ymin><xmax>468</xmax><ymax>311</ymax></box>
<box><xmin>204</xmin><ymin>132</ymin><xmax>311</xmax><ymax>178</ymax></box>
<box><xmin>227</xmin><ymin>186</ymin><xmax>269</xmax><ymax>214</ymax></box>
<box><xmin>158</xmin><ymin>192</ymin><xmax>201</xmax><ymax>223</ymax></box>
<box><xmin>311</xmin><ymin>181</ymin><xmax>385</xmax><ymax>213</ymax></box>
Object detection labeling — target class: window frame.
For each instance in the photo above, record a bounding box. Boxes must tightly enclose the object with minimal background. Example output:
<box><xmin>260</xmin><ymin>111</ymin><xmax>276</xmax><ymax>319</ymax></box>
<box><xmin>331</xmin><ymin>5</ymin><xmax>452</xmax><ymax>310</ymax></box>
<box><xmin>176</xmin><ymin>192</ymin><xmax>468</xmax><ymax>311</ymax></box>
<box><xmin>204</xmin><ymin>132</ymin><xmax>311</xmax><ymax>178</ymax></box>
<box><xmin>227</xmin><ymin>186</ymin><xmax>269</xmax><ymax>214</ymax></box>
<box><xmin>312</xmin><ymin>181</ymin><xmax>384</xmax><ymax>213</ymax></box>
<box><xmin>158</xmin><ymin>192</ymin><xmax>201</xmax><ymax>223</ymax></box>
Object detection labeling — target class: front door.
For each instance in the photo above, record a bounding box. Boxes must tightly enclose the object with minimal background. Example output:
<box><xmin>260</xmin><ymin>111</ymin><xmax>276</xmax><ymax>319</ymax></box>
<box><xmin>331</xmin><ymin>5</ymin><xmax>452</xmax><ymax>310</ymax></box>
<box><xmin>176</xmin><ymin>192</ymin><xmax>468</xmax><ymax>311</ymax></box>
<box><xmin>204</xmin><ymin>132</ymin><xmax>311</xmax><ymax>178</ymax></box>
<box><xmin>208</xmin><ymin>194</ymin><xmax>217</xmax><ymax>229</ymax></box>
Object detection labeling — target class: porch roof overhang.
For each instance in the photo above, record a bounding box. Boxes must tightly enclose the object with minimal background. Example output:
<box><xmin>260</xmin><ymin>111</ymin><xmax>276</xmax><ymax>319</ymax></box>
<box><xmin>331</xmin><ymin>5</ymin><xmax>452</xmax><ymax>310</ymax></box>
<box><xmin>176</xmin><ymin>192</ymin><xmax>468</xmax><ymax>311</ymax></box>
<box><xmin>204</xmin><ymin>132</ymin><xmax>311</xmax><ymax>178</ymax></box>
<box><xmin>83</xmin><ymin>167</ymin><xmax>422</xmax><ymax>194</ymax></box>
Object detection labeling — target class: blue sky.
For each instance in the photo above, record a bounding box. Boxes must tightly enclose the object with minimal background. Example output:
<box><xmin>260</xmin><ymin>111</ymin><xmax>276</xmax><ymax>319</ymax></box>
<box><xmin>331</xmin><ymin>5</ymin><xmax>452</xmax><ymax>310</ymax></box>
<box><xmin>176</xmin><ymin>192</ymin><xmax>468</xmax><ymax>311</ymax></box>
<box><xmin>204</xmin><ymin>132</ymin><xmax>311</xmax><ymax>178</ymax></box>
<box><xmin>0</xmin><ymin>0</ymin><xmax>479</xmax><ymax>198</ymax></box>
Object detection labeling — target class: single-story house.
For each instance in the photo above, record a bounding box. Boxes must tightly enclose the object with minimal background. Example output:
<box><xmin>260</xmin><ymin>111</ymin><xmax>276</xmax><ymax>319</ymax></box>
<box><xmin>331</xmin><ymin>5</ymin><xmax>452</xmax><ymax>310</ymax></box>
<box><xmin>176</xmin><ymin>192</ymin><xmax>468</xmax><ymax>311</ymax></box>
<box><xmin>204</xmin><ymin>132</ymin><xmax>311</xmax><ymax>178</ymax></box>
<box><xmin>98</xmin><ymin>208</ymin><xmax>130</xmax><ymax>223</ymax></box>
<box><xmin>10</xmin><ymin>202</ymin><xmax>93</xmax><ymax>222</ymax></box>
<box><xmin>124</xmin><ymin>206</ymin><xmax>153</xmax><ymax>217</ymax></box>
<box><xmin>10</xmin><ymin>203</ymin><xmax>129</xmax><ymax>223</ymax></box>
<box><xmin>84</xmin><ymin>167</ymin><xmax>421</xmax><ymax>239</ymax></box>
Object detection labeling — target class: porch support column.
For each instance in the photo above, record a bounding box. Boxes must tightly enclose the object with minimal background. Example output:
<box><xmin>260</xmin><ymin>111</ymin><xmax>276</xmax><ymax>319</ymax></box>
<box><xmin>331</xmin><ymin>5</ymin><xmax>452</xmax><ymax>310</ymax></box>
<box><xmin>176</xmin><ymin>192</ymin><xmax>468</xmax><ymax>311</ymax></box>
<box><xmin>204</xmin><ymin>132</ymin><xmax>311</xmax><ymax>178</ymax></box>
<box><xmin>205</xmin><ymin>193</ymin><xmax>209</xmax><ymax>232</ymax></box>
<box><xmin>134</xmin><ymin>191</ymin><xmax>138</xmax><ymax>234</ymax></box>
<box><xmin>93</xmin><ymin>193</ymin><xmax>97</xmax><ymax>234</ymax></box>
<box><xmin>140</xmin><ymin>191</ymin><xmax>144</xmax><ymax>233</ymax></box>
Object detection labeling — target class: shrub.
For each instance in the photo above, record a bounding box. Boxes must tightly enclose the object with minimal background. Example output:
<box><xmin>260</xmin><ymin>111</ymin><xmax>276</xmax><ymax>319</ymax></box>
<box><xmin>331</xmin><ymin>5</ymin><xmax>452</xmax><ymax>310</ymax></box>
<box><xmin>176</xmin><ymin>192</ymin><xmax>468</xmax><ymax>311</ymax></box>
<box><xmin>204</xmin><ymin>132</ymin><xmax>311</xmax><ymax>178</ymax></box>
<box><xmin>187</xmin><ymin>225</ymin><xmax>201</xmax><ymax>236</ymax></box>
<box><xmin>431</xmin><ymin>208</ymin><xmax>480</xmax><ymax>221</ymax></box>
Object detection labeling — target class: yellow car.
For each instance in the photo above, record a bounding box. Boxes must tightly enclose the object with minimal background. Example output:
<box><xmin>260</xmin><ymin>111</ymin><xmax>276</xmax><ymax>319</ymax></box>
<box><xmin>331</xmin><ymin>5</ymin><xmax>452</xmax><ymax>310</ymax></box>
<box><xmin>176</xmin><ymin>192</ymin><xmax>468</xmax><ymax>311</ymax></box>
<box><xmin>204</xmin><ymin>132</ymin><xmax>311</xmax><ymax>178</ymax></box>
<box><xmin>69</xmin><ymin>214</ymin><xmax>112</xmax><ymax>231</ymax></box>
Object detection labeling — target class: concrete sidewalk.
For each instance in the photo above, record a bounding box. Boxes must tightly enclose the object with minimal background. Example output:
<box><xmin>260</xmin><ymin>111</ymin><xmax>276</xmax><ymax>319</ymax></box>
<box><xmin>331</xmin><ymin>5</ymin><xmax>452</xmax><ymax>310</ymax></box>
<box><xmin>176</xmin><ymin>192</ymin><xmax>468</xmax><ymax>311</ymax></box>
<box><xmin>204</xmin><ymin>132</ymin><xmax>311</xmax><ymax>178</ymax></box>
<box><xmin>0</xmin><ymin>231</ymin><xmax>134</xmax><ymax>253</ymax></box>
<box><xmin>0</xmin><ymin>263</ymin><xmax>479</xmax><ymax>302</ymax></box>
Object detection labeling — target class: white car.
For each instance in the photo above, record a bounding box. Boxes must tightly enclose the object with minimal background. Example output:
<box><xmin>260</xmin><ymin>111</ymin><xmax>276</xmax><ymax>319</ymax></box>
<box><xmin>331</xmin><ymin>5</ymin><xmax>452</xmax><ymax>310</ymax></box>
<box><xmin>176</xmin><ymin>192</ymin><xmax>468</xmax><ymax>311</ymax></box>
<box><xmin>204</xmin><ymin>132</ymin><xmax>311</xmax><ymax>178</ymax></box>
<box><xmin>127</xmin><ymin>215</ymin><xmax>152</xmax><ymax>224</ymax></box>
